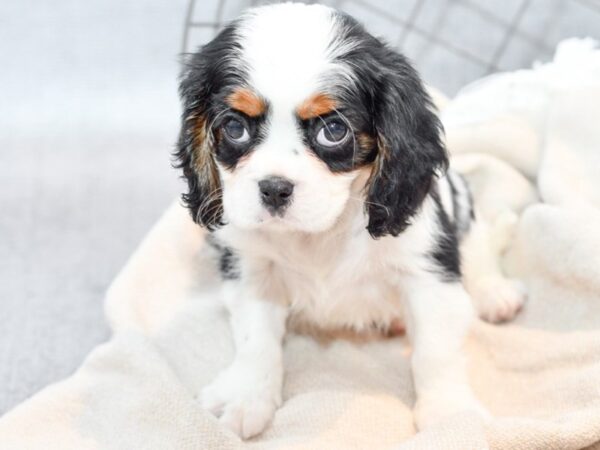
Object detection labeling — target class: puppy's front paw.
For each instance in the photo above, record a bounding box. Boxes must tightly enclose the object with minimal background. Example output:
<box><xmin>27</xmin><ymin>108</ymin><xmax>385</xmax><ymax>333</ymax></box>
<box><xmin>472</xmin><ymin>276</ymin><xmax>526</xmax><ymax>323</ymax></box>
<box><xmin>414</xmin><ymin>391</ymin><xmax>491</xmax><ymax>430</ymax></box>
<box><xmin>200</xmin><ymin>363</ymin><xmax>282</xmax><ymax>439</ymax></box>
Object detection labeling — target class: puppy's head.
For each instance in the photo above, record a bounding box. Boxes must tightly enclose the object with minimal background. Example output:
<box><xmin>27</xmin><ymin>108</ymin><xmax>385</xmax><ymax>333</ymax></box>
<box><xmin>175</xmin><ymin>3</ymin><xmax>447</xmax><ymax>237</ymax></box>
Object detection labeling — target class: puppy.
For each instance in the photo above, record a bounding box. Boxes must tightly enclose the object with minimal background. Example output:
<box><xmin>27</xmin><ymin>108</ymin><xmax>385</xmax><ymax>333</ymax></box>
<box><xmin>175</xmin><ymin>3</ymin><xmax>525</xmax><ymax>439</ymax></box>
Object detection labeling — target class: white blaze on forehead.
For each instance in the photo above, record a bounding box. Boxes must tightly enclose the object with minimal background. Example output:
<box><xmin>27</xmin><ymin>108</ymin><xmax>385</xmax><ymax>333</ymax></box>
<box><xmin>238</xmin><ymin>3</ymin><xmax>347</xmax><ymax>105</ymax></box>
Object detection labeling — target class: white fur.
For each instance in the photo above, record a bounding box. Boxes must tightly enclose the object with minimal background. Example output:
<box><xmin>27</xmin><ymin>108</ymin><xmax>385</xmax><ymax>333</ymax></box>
<box><xmin>210</xmin><ymin>172</ymin><xmax>522</xmax><ymax>437</ymax></box>
<box><xmin>221</xmin><ymin>3</ymin><xmax>358</xmax><ymax>234</ymax></box>
<box><xmin>239</xmin><ymin>3</ymin><xmax>357</xmax><ymax>102</ymax></box>
<box><xmin>201</xmin><ymin>282</ymin><xmax>287</xmax><ymax>438</ymax></box>
<box><xmin>202</xmin><ymin>3</ymin><xmax>523</xmax><ymax>439</ymax></box>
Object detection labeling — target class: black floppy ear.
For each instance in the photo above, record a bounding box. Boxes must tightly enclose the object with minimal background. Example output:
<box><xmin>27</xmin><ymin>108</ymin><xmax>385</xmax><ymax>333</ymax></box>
<box><xmin>173</xmin><ymin>48</ymin><xmax>223</xmax><ymax>230</ymax></box>
<box><xmin>174</xmin><ymin>104</ymin><xmax>223</xmax><ymax>229</ymax></box>
<box><xmin>173</xmin><ymin>26</ymin><xmax>242</xmax><ymax>230</ymax></box>
<box><xmin>365</xmin><ymin>50</ymin><xmax>448</xmax><ymax>238</ymax></box>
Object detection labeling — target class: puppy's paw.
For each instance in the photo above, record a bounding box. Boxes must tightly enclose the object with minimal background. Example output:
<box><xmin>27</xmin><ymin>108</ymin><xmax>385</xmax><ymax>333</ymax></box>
<box><xmin>414</xmin><ymin>391</ymin><xmax>491</xmax><ymax>430</ymax></box>
<box><xmin>200</xmin><ymin>364</ymin><xmax>281</xmax><ymax>439</ymax></box>
<box><xmin>472</xmin><ymin>276</ymin><xmax>526</xmax><ymax>323</ymax></box>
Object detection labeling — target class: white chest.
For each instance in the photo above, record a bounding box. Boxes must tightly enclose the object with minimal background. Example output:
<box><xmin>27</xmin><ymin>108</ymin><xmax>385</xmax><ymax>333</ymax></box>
<box><xmin>221</xmin><ymin>226</ymin><xmax>409</xmax><ymax>333</ymax></box>
<box><xmin>282</xmin><ymin>258</ymin><xmax>405</xmax><ymax>333</ymax></box>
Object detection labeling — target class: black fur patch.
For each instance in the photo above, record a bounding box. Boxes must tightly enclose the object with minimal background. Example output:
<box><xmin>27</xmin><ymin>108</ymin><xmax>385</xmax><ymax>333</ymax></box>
<box><xmin>207</xmin><ymin>235</ymin><xmax>240</xmax><ymax>280</ymax></box>
<box><xmin>297</xmin><ymin>112</ymin><xmax>376</xmax><ymax>172</ymax></box>
<box><xmin>219</xmin><ymin>247</ymin><xmax>240</xmax><ymax>280</ymax></box>
<box><xmin>174</xmin><ymin>22</ymin><xmax>248</xmax><ymax>230</ymax></box>
<box><xmin>447</xmin><ymin>172</ymin><xmax>475</xmax><ymax>240</ymax></box>
<box><xmin>214</xmin><ymin>111</ymin><xmax>268</xmax><ymax>169</ymax></box>
<box><xmin>464</xmin><ymin>177</ymin><xmax>476</xmax><ymax>221</ymax></box>
<box><xmin>331</xmin><ymin>11</ymin><xmax>449</xmax><ymax>238</ymax></box>
<box><xmin>429</xmin><ymin>187</ymin><xmax>461</xmax><ymax>281</ymax></box>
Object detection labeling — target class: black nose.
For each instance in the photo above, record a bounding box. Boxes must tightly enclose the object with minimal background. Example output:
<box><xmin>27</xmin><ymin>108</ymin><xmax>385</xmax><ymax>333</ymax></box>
<box><xmin>258</xmin><ymin>176</ymin><xmax>294</xmax><ymax>214</ymax></box>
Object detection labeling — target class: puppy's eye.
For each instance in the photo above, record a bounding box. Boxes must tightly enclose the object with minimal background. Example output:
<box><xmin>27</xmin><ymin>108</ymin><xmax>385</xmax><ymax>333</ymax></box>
<box><xmin>316</xmin><ymin>120</ymin><xmax>349</xmax><ymax>147</ymax></box>
<box><xmin>223</xmin><ymin>118</ymin><xmax>250</xmax><ymax>144</ymax></box>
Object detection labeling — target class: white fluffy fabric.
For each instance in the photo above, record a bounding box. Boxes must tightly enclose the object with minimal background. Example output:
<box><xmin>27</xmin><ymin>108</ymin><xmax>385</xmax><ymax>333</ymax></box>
<box><xmin>2</xmin><ymin>39</ymin><xmax>600</xmax><ymax>449</ymax></box>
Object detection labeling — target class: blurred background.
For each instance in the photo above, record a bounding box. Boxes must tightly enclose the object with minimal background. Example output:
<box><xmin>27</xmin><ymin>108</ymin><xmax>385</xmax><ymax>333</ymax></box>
<box><xmin>1</xmin><ymin>0</ymin><xmax>599</xmax><ymax>415</ymax></box>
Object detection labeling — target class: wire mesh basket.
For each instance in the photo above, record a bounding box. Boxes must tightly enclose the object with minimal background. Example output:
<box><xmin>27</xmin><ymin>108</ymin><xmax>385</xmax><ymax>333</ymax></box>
<box><xmin>182</xmin><ymin>0</ymin><xmax>600</xmax><ymax>94</ymax></box>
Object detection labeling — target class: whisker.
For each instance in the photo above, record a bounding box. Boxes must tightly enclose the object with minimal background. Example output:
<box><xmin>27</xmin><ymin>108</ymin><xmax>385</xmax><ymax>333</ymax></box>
<box><xmin>205</xmin><ymin>196</ymin><xmax>227</xmax><ymax>224</ymax></box>
<box><xmin>198</xmin><ymin>199</ymin><xmax>223</xmax><ymax>224</ymax></box>
<box><xmin>196</xmin><ymin>186</ymin><xmax>225</xmax><ymax>222</ymax></box>
<box><xmin>348</xmin><ymin>195</ymin><xmax>391</xmax><ymax>217</ymax></box>
<box><xmin>207</xmin><ymin>109</ymin><xmax>230</xmax><ymax>137</ymax></box>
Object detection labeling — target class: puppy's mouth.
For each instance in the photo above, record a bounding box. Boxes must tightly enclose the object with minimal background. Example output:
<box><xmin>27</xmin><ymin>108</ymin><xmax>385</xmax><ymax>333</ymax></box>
<box><xmin>258</xmin><ymin>212</ymin><xmax>290</xmax><ymax>225</ymax></box>
<box><xmin>264</xmin><ymin>205</ymin><xmax>290</xmax><ymax>219</ymax></box>
<box><xmin>256</xmin><ymin>210</ymin><xmax>300</xmax><ymax>231</ymax></box>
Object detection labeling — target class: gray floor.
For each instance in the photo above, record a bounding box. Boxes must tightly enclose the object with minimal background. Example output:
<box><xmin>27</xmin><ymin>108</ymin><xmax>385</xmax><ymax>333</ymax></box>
<box><xmin>0</xmin><ymin>0</ymin><xmax>186</xmax><ymax>414</ymax></box>
<box><xmin>2</xmin><ymin>0</ymin><xmax>600</xmax><ymax>416</ymax></box>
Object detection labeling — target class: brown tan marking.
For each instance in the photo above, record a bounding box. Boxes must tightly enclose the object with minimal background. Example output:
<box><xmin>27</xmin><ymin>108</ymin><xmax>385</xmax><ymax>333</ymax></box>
<box><xmin>297</xmin><ymin>93</ymin><xmax>337</xmax><ymax>120</ymax></box>
<box><xmin>365</xmin><ymin>136</ymin><xmax>389</xmax><ymax>187</ymax></box>
<box><xmin>357</xmin><ymin>133</ymin><xmax>376</xmax><ymax>151</ymax></box>
<box><xmin>288</xmin><ymin>315</ymin><xmax>405</xmax><ymax>344</ymax></box>
<box><xmin>192</xmin><ymin>115</ymin><xmax>222</xmax><ymax>219</ymax></box>
<box><xmin>227</xmin><ymin>88</ymin><xmax>266</xmax><ymax>117</ymax></box>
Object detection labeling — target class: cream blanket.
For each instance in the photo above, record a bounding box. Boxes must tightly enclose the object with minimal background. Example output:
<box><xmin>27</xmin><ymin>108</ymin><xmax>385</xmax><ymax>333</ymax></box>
<box><xmin>2</xmin><ymin>39</ymin><xmax>600</xmax><ymax>450</ymax></box>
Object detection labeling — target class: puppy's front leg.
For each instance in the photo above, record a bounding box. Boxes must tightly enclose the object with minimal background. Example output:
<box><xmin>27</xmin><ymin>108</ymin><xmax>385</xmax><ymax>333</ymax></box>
<box><xmin>201</xmin><ymin>280</ymin><xmax>287</xmax><ymax>439</ymax></box>
<box><xmin>403</xmin><ymin>275</ymin><xmax>489</xmax><ymax>429</ymax></box>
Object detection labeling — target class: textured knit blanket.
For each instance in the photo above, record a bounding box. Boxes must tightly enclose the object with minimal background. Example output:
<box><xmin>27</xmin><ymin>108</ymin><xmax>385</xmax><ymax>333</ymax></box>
<box><xmin>1</xmin><ymin>39</ymin><xmax>600</xmax><ymax>450</ymax></box>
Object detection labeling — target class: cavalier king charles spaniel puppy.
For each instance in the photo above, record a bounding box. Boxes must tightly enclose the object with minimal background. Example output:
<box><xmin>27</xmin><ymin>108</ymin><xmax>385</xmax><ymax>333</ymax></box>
<box><xmin>175</xmin><ymin>2</ymin><xmax>525</xmax><ymax>439</ymax></box>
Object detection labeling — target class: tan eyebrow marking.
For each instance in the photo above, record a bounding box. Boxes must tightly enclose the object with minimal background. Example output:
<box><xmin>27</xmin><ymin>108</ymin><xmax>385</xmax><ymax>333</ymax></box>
<box><xmin>226</xmin><ymin>88</ymin><xmax>266</xmax><ymax>117</ymax></box>
<box><xmin>297</xmin><ymin>93</ymin><xmax>337</xmax><ymax>120</ymax></box>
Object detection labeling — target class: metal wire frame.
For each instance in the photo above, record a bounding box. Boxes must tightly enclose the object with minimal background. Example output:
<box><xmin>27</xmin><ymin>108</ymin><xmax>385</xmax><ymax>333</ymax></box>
<box><xmin>181</xmin><ymin>0</ymin><xmax>600</xmax><ymax>83</ymax></box>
